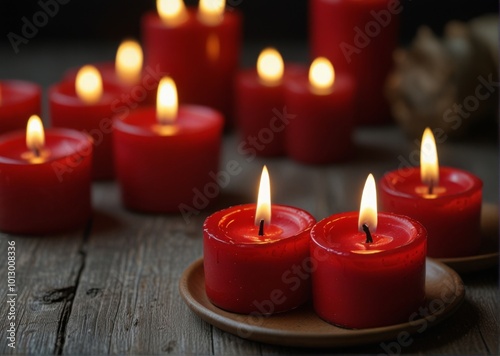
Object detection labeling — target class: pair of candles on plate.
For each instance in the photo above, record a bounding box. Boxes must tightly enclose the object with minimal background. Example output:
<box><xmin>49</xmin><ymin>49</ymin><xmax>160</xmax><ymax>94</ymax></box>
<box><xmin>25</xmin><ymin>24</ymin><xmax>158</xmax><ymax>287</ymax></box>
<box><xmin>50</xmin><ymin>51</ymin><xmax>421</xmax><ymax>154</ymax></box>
<box><xmin>203</xmin><ymin>129</ymin><xmax>482</xmax><ymax>329</ymax></box>
<box><xmin>236</xmin><ymin>48</ymin><xmax>355</xmax><ymax>164</ymax></box>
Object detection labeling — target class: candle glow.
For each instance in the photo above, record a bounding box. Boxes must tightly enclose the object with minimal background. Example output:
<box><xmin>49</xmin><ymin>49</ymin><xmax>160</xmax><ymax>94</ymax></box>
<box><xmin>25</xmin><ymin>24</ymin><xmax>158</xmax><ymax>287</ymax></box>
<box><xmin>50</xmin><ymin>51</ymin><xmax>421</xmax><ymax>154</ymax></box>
<box><xmin>257</xmin><ymin>48</ymin><xmax>284</xmax><ymax>86</ymax></box>
<box><xmin>75</xmin><ymin>65</ymin><xmax>103</xmax><ymax>105</ymax></box>
<box><xmin>156</xmin><ymin>77</ymin><xmax>178</xmax><ymax>125</ymax></box>
<box><xmin>420</xmin><ymin>127</ymin><xmax>439</xmax><ymax>189</ymax></box>
<box><xmin>358</xmin><ymin>173</ymin><xmax>378</xmax><ymax>232</ymax></box>
<box><xmin>157</xmin><ymin>0</ymin><xmax>188</xmax><ymax>26</ymax></box>
<box><xmin>26</xmin><ymin>115</ymin><xmax>45</xmax><ymax>154</ymax></box>
<box><xmin>116</xmin><ymin>39</ymin><xmax>143</xmax><ymax>85</ymax></box>
<box><xmin>198</xmin><ymin>0</ymin><xmax>225</xmax><ymax>26</ymax></box>
<box><xmin>255</xmin><ymin>165</ymin><xmax>271</xmax><ymax>226</ymax></box>
<box><xmin>309</xmin><ymin>57</ymin><xmax>335</xmax><ymax>94</ymax></box>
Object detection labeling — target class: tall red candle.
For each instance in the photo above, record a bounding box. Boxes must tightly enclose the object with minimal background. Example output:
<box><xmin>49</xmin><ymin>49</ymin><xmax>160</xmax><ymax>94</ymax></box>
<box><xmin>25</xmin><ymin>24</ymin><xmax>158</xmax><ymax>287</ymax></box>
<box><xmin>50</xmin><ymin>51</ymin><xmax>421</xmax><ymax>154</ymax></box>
<box><xmin>0</xmin><ymin>115</ymin><xmax>92</xmax><ymax>235</ymax></box>
<box><xmin>379</xmin><ymin>128</ymin><xmax>482</xmax><ymax>258</ymax></box>
<box><xmin>309</xmin><ymin>0</ymin><xmax>401</xmax><ymax>125</ymax></box>
<box><xmin>141</xmin><ymin>0</ymin><xmax>242</xmax><ymax>127</ymax></box>
<box><xmin>284</xmin><ymin>57</ymin><xmax>356</xmax><ymax>164</ymax></box>
<box><xmin>235</xmin><ymin>48</ymin><xmax>308</xmax><ymax>157</ymax></box>
<box><xmin>203</xmin><ymin>166</ymin><xmax>316</xmax><ymax>314</ymax></box>
<box><xmin>49</xmin><ymin>65</ymin><xmax>122</xmax><ymax>180</ymax></box>
<box><xmin>310</xmin><ymin>174</ymin><xmax>427</xmax><ymax>329</ymax></box>
<box><xmin>113</xmin><ymin>77</ymin><xmax>223</xmax><ymax>213</ymax></box>
<box><xmin>0</xmin><ymin>80</ymin><xmax>41</xmax><ymax>134</ymax></box>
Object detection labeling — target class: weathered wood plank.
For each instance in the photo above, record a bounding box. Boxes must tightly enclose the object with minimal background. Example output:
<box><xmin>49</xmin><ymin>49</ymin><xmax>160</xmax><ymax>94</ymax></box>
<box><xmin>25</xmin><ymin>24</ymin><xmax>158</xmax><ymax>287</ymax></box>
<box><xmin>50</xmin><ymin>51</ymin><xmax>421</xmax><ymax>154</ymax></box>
<box><xmin>62</xmin><ymin>182</ymin><xmax>212</xmax><ymax>355</ymax></box>
<box><xmin>0</xmin><ymin>230</ymin><xmax>86</xmax><ymax>355</ymax></box>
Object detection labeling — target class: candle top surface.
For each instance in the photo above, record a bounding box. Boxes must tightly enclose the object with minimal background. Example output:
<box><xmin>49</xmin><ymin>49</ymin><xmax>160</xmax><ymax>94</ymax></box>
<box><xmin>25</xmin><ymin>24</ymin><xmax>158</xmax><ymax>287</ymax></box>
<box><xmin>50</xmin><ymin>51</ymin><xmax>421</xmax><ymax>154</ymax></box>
<box><xmin>204</xmin><ymin>203</ymin><xmax>316</xmax><ymax>245</ymax></box>
<box><xmin>311</xmin><ymin>212</ymin><xmax>426</xmax><ymax>257</ymax></box>
<box><xmin>114</xmin><ymin>105</ymin><xmax>223</xmax><ymax>136</ymax></box>
<box><xmin>143</xmin><ymin>7</ymin><xmax>241</xmax><ymax>29</ymax></box>
<box><xmin>50</xmin><ymin>78</ymin><xmax>122</xmax><ymax>106</ymax></box>
<box><xmin>0</xmin><ymin>128</ymin><xmax>90</xmax><ymax>165</ymax></box>
<box><xmin>381</xmin><ymin>166</ymin><xmax>483</xmax><ymax>199</ymax></box>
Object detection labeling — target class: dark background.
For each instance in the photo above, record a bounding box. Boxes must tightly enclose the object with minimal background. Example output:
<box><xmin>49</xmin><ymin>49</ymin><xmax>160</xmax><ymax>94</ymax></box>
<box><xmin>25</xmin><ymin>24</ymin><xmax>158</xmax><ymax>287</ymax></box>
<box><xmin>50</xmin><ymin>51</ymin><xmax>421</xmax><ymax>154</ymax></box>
<box><xmin>0</xmin><ymin>0</ymin><xmax>498</xmax><ymax>46</ymax></box>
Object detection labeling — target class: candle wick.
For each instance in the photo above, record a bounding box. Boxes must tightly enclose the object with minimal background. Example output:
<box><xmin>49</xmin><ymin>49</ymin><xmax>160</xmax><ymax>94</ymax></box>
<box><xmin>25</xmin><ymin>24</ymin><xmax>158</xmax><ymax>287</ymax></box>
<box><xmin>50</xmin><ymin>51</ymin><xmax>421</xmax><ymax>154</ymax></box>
<box><xmin>258</xmin><ymin>219</ymin><xmax>264</xmax><ymax>236</ymax></box>
<box><xmin>428</xmin><ymin>180</ymin><xmax>434</xmax><ymax>195</ymax></box>
<box><xmin>33</xmin><ymin>146</ymin><xmax>40</xmax><ymax>158</ymax></box>
<box><xmin>362</xmin><ymin>224</ymin><xmax>373</xmax><ymax>244</ymax></box>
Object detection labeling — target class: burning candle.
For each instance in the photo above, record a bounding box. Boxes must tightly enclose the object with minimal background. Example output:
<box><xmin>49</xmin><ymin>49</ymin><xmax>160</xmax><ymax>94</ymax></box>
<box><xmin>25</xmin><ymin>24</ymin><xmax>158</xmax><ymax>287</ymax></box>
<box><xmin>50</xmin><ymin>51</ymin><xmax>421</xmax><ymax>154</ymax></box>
<box><xmin>49</xmin><ymin>65</ymin><xmax>122</xmax><ymax>180</ymax></box>
<box><xmin>203</xmin><ymin>166</ymin><xmax>317</xmax><ymax>314</ymax></box>
<box><xmin>141</xmin><ymin>0</ymin><xmax>242</xmax><ymax>127</ymax></box>
<box><xmin>310</xmin><ymin>174</ymin><xmax>427</xmax><ymax>329</ymax></box>
<box><xmin>379</xmin><ymin>128</ymin><xmax>483</xmax><ymax>258</ymax></box>
<box><xmin>284</xmin><ymin>57</ymin><xmax>356</xmax><ymax>164</ymax></box>
<box><xmin>0</xmin><ymin>115</ymin><xmax>92</xmax><ymax>234</ymax></box>
<box><xmin>0</xmin><ymin>80</ymin><xmax>41</xmax><ymax>135</ymax></box>
<box><xmin>113</xmin><ymin>76</ymin><xmax>223</xmax><ymax>213</ymax></box>
<box><xmin>309</xmin><ymin>0</ymin><xmax>400</xmax><ymax>125</ymax></box>
<box><xmin>235</xmin><ymin>47</ymin><xmax>288</xmax><ymax>157</ymax></box>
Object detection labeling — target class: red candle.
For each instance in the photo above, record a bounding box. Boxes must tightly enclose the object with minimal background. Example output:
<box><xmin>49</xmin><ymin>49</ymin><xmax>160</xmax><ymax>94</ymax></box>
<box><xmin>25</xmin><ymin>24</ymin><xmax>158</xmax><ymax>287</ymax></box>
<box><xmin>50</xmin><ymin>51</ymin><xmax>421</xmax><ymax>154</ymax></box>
<box><xmin>203</xmin><ymin>166</ymin><xmax>316</xmax><ymax>314</ymax></box>
<box><xmin>0</xmin><ymin>115</ymin><xmax>92</xmax><ymax>235</ymax></box>
<box><xmin>235</xmin><ymin>48</ymin><xmax>308</xmax><ymax>157</ymax></box>
<box><xmin>49</xmin><ymin>65</ymin><xmax>122</xmax><ymax>180</ymax></box>
<box><xmin>379</xmin><ymin>128</ymin><xmax>483</xmax><ymax>258</ymax></box>
<box><xmin>141</xmin><ymin>0</ymin><xmax>242</xmax><ymax>127</ymax></box>
<box><xmin>310</xmin><ymin>174</ymin><xmax>427</xmax><ymax>329</ymax></box>
<box><xmin>309</xmin><ymin>0</ymin><xmax>400</xmax><ymax>125</ymax></box>
<box><xmin>113</xmin><ymin>76</ymin><xmax>223</xmax><ymax>213</ymax></box>
<box><xmin>0</xmin><ymin>80</ymin><xmax>41</xmax><ymax>134</ymax></box>
<box><xmin>284</xmin><ymin>57</ymin><xmax>356</xmax><ymax>164</ymax></box>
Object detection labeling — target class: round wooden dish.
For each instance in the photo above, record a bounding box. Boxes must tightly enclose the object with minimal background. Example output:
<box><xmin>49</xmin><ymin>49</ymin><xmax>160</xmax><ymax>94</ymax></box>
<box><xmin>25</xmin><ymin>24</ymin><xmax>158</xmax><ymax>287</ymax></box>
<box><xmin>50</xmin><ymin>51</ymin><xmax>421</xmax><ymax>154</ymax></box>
<box><xmin>438</xmin><ymin>203</ymin><xmax>499</xmax><ymax>273</ymax></box>
<box><xmin>179</xmin><ymin>258</ymin><xmax>464</xmax><ymax>348</ymax></box>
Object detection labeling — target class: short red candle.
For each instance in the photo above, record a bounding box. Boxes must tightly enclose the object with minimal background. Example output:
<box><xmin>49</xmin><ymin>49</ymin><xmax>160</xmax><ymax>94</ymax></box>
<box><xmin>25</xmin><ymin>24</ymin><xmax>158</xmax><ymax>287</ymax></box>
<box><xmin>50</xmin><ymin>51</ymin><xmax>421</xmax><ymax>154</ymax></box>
<box><xmin>284</xmin><ymin>58</ymin><xmax>356</xmax><ymax>164</ymax></box>
<box><xmin>379</xmin><ymin>167</ymin><xmax>483</xmax><ymax>258</ymax></box>
<box><xmin>49</xmin><ymin>74</ymin><xmax>122</xmax><ymax>180</ymax></box>
<box><xmin>310</xmin><ymin>212</ymin><xmax>427</xmax><ymax>329</ymax></box>
<box><xmin>203</xmin><ymin>203</ymin><xmax>316</xmax><ymax>314</ymax></box>
<box><xmin>0</xmin><ymin>80</ymin><xmax>41</xmax><ymax>134</ymax></box>
<box><xmin>113</xmin><ymin>106</ymin><xmax>223</xmax><ymax>213</ymax></box>
<box><xmin>235</xmin><ymin>47</ymin><xmax>307</xmax><ymax>157</ymax></box>
<box><xmin>141</xmin><ymin>7</ymin><xmax>241</xmax><ymax>126</ymax></box>
<box><xmin>309</xmin><ymin>0</ymin><xmax>400</xmax><ymax>125</ymax></box>
<box><xmin>0</xmin><ymin>125</ymin><xmax>92</xmax><ymax>235</ymax></box>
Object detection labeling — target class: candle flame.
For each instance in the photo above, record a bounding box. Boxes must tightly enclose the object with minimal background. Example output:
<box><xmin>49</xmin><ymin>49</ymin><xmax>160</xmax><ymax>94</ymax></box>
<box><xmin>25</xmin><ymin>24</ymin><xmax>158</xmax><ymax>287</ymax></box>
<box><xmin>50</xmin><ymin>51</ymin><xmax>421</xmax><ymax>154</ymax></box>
<box><xmin>116</xmin><ymin>39</ymin><xmax>143</xmax><ymax>85</ymax></box>
<box><xmin>75</xmin><ymin>65</ymin><xmax>103</xmax><ymax>105</ymax></box>
<box><xmin>198</xmin><ymin>0</ymin><xmax>225</xmax><ymax>26</ymax></box>
<box><xmin>358</xmin><ymin>174</ymin><xmax>378</xmax><ymax>233</ymax></box>
<box><xmin>420</xmin><ymin>127</ymin><xmax>439</xmax><ymax>188</ymax></box>
<box><xmin>255</xmin><ymin>165</ymin><xmax>271</xmax><ymax>226</ymax></box>
<box><xmin>309</xmin><ymin>57</ymin><xmax>335</xmax><ymax>94</ymax></box>
<box><xmin>26</xmin><ymin>115</ymin><xmax>45</xmax><ymax>154</ymax></box>
<box><xmin>257</xmin><ymin>48</ymin><xmax>284</xmax><ymax>86</ymax></box>
<box><xmin>157</xmin><ymin>76</ymin><xmax>178</xmax><ymax>124</ymax></box>
<box><xmin>157</xmin><ymin>0</ymin><xmax>188</xmax><ymax>26</ymax></box>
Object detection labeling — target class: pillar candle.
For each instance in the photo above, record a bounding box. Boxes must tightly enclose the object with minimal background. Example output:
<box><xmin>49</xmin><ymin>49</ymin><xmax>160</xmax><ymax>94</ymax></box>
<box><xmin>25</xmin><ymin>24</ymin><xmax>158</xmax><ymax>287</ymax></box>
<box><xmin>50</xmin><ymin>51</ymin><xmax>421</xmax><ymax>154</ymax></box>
<box><xmin>49</xmin><ymin>65</ymin><xmax>123</xmax><ymax>180</ymax></box>
<box><xmin>284</xmin><ymin>57</ymin><xmax>356</xmax><ymax>164</ymax></box>
<box><xmin>309</xmin><ymin>0</ymin><xmax>401</xmax><ymax>125</ymax></box>
<box><xmin>0</xmin><ymin>115</ymin><xmax>92</xmax><ymax>234</ymax></box>
<box><xmin>0</xmin><ymin>80</ymin><xmax>41</xmax><ymax>134</ymax></box>
<box><xmin>310</xmin><ymin>174</ymin><xmax>427</xmax><ymax>328</ymax></box>
<box><xmin>113</xmin><ymin>76</ymin><xmax>223</xmax><ymax>213</ymax></box>
<box><xmin>141</xmin><ymin>0</ymin><xmax>242</xmax><ymax>127</ymax></box>
<box><xmin>379</xmin><ymin>128</ymin><xmax>483</xmax><ymax>258</ymax></box>
<box><xmin>203</xmin><ymin>166</ymin><xmax>317</xmax><ymax>314</ymax></box>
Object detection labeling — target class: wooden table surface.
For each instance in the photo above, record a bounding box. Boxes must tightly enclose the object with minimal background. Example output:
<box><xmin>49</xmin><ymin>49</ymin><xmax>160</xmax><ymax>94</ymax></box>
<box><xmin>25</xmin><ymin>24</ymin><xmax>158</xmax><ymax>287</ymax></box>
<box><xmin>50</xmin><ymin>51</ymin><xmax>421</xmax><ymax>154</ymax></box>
<box><xmin>0</xmin><ymin>42</ymin><xmax>498</xmax><ymax>355</ymax></box>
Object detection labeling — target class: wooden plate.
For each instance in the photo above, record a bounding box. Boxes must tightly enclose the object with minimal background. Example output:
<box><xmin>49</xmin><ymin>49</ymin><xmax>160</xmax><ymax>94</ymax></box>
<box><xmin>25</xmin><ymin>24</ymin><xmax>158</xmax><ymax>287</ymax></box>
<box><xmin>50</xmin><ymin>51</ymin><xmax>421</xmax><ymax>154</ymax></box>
<box><xmin>438</xmin><ymin>203</ymin><xmax>499</xmax><ymax>273</ymax></box>
<box><xmin>179</xmin><ymin>258</ymin><xmax>464</xmax><ymax>348</ymax></box>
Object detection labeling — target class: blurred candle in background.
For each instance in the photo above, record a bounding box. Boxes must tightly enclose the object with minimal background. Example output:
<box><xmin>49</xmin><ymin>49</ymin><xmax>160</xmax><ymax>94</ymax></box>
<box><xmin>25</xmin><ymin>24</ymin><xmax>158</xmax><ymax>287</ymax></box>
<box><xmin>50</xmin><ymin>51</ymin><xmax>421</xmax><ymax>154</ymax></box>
<box><xmin>284</xmin><ymin>57</ymin><xmax>356</xmax><ymax>164</ymax></box>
